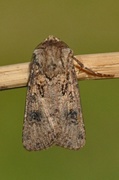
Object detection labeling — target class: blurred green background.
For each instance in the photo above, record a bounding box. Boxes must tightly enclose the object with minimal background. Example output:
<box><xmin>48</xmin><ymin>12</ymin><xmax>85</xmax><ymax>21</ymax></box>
<box><xmin>0</xmin><ymin>0</ymin><xmax>119</xmax><ymax>180</ymax></box>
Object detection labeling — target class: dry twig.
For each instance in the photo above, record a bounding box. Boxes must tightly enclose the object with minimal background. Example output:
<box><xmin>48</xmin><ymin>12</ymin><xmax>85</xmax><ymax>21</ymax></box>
<box><xmin>0</xmin><ymin>52</ymin><xmax>118</xmax><ymax>90</ymax></box>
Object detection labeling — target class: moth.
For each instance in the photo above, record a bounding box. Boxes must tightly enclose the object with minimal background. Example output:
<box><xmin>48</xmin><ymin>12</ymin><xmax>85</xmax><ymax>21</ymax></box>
<box><xmin>22</xmin><ymin>35</ymin><xmax>112</xmax><ymax>151</ymax></box>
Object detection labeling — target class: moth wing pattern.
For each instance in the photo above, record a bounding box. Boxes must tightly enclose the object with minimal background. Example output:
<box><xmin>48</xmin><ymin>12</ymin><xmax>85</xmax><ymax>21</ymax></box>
<box><xmin>56</xmin><ymin>67</ymin><xmax>85</xmax><ymax>150</ymax></box>
<box><xmin>55</xmin><ymin>53</ymin><xmax>85</xmax><ymax>150</ymax></box>
<box><xmin>22</xmin><ymin>35</ymin><xmax>85</xmax><ymax>151</ymax></box>
<box><xmin>22</xmin><ymin>62</ymin><xmax>57</xmax><ymax>151</ymax></box>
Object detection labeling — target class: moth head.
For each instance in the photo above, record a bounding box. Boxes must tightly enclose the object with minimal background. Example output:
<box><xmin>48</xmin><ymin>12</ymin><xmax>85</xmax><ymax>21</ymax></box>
<box><xmin>45</xmin><ymin>35</ymin><xmax>60</xmax><ymax>42</ymax></box>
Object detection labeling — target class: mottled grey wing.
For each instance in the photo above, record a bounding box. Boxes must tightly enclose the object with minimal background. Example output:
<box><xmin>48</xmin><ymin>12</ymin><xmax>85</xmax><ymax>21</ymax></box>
<box><xmin>22</xmin><ymin>62</ymin><xmax>57</xmax><ymax>151</ymax></box>
<box><xmin>55</xmin><ymin>59</ymin><xmax>86</xmax><ymax>150</ymax></box>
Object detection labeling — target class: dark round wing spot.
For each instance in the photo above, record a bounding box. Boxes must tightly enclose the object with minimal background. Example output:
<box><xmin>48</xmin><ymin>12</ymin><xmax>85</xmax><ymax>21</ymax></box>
<box><xmin>67</xmin><ymin>109</ymin><xmax>78</xmax><ymax>125</ymax></box>
<box><xmin>29</xmin><ymin>111</ymin><xmax>42</xmax><ymax>122</ymax></box>
<box><xmin>69</xmin><ymin>109</ymin><xmax>77</xmax><ymax>119</ymax></box>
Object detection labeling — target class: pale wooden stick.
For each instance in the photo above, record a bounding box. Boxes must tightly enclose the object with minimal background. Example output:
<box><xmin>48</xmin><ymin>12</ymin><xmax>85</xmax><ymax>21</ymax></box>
<box><xmin>0</xmin><ymin>52</ymin><xmax>118</xmax><ymax>90</ymax></box>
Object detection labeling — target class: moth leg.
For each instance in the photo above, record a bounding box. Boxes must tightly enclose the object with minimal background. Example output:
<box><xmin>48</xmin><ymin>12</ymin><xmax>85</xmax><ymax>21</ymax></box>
<box><xmin>73</xmin><ymin>56</ymin><xmax>114</xmax><ymax>78</ymax></box>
